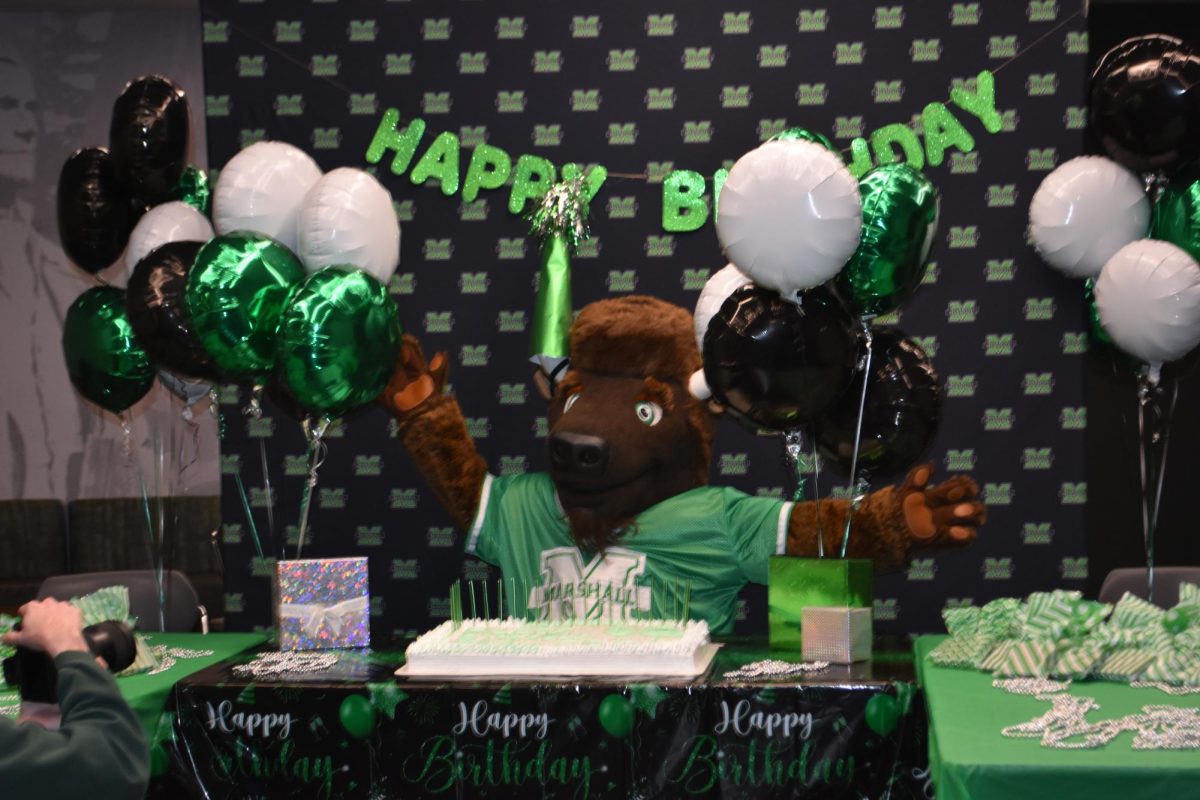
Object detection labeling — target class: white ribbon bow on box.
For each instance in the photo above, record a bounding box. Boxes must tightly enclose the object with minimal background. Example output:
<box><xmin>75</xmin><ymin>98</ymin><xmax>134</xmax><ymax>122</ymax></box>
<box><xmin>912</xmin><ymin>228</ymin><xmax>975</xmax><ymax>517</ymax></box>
<box><xmin>279</xmin><ymin>596</ymin><xmax>369</xmax><ymax>639</ymax></box>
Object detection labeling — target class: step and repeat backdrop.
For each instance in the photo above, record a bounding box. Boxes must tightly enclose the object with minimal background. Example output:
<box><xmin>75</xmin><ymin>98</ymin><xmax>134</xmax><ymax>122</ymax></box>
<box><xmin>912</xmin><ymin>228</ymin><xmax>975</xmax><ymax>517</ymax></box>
<box><xmin>200</xmin><ymin>0</ymin><xmax>1088</xmax><ymax>638</ymax></box>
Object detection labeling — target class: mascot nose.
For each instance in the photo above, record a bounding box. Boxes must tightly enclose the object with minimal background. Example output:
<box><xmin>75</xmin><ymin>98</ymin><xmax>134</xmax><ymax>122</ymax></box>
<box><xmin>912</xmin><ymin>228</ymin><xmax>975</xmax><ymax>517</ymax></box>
<box><xmin>549</xmin><ymin>432</ymin><xmax>609</xmax><ymax>474</ymax></box>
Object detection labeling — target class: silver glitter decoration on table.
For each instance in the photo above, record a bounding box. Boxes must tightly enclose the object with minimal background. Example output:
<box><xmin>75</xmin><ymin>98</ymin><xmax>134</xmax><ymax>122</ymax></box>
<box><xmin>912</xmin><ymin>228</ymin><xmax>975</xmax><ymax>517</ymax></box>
<box><xmin>1002</xmin><ymin>693</ymin><xmax>1200</xmax><ymax>750</ymax></box>
<box><xmin>993</xmin><ymin>677</ymin><xmax>1072</xmax><ymax>696</ymax></box>
<box><xmin>1130</xmin><ymin>681</ymin><xmax>1200</xmax><ymax>696</ymax></box>
<box><xmin>723</xmin><ymin>659</ymin><xmax>830</xmax><ymax>681</ymax></box>
<box><xmin>232</xmin><ymin>651</ymin><xmax>340</xmax><ymax>678</ymax></box>
<box><xmin>1128</xmin><ymin>706</ymin><xmax>1200</xmax><ymax>750</ymax></box>
<box><xmin>147</xmin><ymin>646</ymin><xmax>216</xmax><ymax>676</ymax></box>
<box><xmin>1001</xmin><ymin>694</ymin><xmax>1114</xmax><ymax>749</ymax></box>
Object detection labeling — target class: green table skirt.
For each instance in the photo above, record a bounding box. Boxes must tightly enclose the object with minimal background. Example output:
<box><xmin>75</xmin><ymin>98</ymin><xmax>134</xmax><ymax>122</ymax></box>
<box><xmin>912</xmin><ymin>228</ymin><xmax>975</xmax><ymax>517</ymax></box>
<box><xmin>915</xmin><ymin>635</ymin><xmax>1200</xmax><ymax>800</ymax></box>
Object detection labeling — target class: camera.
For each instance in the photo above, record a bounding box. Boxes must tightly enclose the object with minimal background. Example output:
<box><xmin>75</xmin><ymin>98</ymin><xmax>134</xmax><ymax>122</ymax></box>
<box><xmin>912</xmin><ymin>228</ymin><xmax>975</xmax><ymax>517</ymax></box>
<box><xmin>2</xmin><ymin>620</ymin><xmax>137</xmax><ymax>703</ymax></box>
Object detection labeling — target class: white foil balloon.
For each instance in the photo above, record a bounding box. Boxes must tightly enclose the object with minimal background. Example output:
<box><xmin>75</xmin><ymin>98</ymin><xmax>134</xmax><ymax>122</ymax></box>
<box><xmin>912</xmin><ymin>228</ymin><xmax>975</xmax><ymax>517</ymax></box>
<box><xmin>1028</xmin><ymin>156</ymin><xmax>1150</xmax><ymax>279</ymax></box>
<box><xmin>693</xmin><ymin>263</ymin><xmax>753</xmax><ymax>353</ymax></box>
<box><xmin>1094</xmin><ymin>239</ymin><xmax>1200</xmax><ymax>365</ymax></box>
<box><xmin>296</xmin><ymin>167</ymin><xmax>401</xmax><ymax>284</ymax></box>
<box><xmin>716</xmin><ymin>140</ymin><xmax>862</xmax><ymax>298</ymax></box>
<box><xmin>212</xmin><ymin>141</ymin><xmax>322</xmax><ymax>252</ymax></box>
<box><xmin>124</xmin><ymin>201</ymin><xmax>213</xmax><ymax>278</ymax></box>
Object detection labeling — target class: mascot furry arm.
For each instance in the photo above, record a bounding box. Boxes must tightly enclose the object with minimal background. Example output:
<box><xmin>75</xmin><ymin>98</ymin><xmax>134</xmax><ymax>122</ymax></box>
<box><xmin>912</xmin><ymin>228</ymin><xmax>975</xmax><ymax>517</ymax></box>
<box><xmin>383</xmin><ymin>295</ymin><xmax>984</xmax><ymax>578</ymax></box>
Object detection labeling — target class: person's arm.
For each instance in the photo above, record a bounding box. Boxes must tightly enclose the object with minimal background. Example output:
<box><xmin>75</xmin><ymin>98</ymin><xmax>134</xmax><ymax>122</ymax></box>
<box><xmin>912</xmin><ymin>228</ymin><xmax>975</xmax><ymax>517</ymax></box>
<box><xmin>0</xmin><ymin>600</ymin><xmax>149</xmax><ymax>799</ymax></box>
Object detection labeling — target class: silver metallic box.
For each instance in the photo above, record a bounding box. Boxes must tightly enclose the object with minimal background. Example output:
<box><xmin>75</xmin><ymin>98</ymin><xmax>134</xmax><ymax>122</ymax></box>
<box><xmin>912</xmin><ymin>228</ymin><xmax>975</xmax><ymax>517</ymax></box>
<box><xmin>801</xmin><ymin>606</ymin><xmax>873</xmax><ymax>663</ymax></box>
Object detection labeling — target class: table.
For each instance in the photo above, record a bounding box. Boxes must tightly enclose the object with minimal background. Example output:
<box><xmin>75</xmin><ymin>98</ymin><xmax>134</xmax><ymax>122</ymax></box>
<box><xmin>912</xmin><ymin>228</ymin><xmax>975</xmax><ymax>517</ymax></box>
<box><xmin>915</xmin><ymin>635</ymin><xmax>1200</xmax><ymax>800</ymax></box>
<box><xmin>166</xmin><ymin>639</ymin><xmax>930</xmax><ymax>799</ymax></box>
<box><xmin>0</xmin><ymin>632</ymin><xmax>266</xmax><ymax>735</ymax></box>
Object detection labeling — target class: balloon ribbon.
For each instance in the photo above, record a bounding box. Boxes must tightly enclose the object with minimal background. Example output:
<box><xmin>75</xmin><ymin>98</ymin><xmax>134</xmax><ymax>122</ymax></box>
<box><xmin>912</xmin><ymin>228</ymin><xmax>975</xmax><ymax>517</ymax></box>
<box><xmin>784</xmin><ymin>430</ymin><xmax>821</xmax><ymax>556</ymax></box>
<box><xmin>123</xmin><ymin>414</ymin><xmax>166</xmax><ymax>631</ymax></box>
<box><xmin>215</xmin><ymin>389</ymin><xmax>265</xmax><ymax>561</ymax></box>
<box><xmin>242</xmin><ymin>386</ymin><xmax>278</xmax><ymax>556</ymax></box>
<box><xmin>295</xmin><ymin>417</ymin><xmax>330</xmax><ymax>559</ymax></box>
<box><xmin>840</xmin><ymin>324</ymin><xmax>875</xmax><ymax>559</ymax></box>
<box><xmin>1136</xmin><ymin>368</ymin><xmax>1178</xmax><ymax>603</ymax></box>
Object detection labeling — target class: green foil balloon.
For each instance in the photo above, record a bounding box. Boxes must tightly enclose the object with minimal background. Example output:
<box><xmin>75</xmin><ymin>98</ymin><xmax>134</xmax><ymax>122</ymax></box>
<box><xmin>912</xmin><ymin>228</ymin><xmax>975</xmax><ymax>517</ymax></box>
<box><xmin>836</xmin><ymin>163</ymin><xmax>940</xmax><ymax>317</ymax></box>
<box><xmin>167</xmin><ymin>165</ymin><xmax>211</xmax><ymax>216</ymax></box>
<box><xmin>276</xmin><ymin>267</ymin><xmax>403</xmax><ymax>415</ymax></box>
<box><xmin>186</xmin><ymin>232</ymin><xmax>306</xmax><ymax>379</ymax></box>
<box><xmin>62</xmin><ymin>286</ymin><xmax>155</xmax><ymax>413</ymax></box>
<box><xmin>771</xmin><ymin>126</ymin><xmax>837</xmax><ymax>153</ymax></box>
<box><xmin>1150</xmin><ymin>168</ymin><xmax>1200</xmax><ymax>262</ymax></box>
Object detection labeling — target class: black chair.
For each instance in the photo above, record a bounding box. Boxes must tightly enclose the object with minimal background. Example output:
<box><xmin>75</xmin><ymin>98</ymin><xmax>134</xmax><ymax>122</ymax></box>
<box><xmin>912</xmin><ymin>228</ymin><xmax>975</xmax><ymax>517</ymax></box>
<box><xmin>1097</xmin><ymin>566</ymin><xmax>1200</xmax><ymax>608</ymax></box>
<box><xmin>38</xmin><ymin>569</ymin><xmax>205</xmax><ymax>632</ymax></box>
<box><xmin>67</xmin><ymin>496</ymin><xmax>225</xmax><ymax>626</ymax></box>
<box><xmin>0</xmin><ymin>499</ymin><xmax>68</xmax><ymax>615</ymax></box>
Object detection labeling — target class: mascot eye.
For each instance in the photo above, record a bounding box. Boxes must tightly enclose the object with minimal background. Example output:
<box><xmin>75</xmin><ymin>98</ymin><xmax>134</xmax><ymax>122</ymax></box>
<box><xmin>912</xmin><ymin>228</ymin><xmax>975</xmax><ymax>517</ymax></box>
<box><xmin>563</xmin><ymin>392</ymin><xmax>582</xmax><ymax>413</ymax></box>
<box><xmin>635</xmin><ymin>401</ymin><xmax>663</xmax><ymax>426</ymax></box>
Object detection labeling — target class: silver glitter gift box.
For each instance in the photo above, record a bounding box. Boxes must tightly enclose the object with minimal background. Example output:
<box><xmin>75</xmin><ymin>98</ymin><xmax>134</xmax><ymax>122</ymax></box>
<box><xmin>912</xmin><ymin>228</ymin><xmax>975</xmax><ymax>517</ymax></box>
<box><xmin>275</xmin><ymin>558</ymin><xmax>370</xmax><ymax>651</ymax></box>
<box><xmin>800</xmin><ymin>606</ymin><xmax>872</xmax><ymax>664</ymax></box>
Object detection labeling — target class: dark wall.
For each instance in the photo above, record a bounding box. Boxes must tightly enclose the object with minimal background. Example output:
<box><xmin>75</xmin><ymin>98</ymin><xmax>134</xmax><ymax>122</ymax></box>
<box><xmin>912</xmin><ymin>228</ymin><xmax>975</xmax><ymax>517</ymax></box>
<box><xmin>201</xmin><ymin>0</ymin><xmax>1090</xmax><ymax>638</ymax></box>
<box><xmin>1084</xmin><ymin>0</ymin><xmax>1200</xmax><ymax>598</ymax></box>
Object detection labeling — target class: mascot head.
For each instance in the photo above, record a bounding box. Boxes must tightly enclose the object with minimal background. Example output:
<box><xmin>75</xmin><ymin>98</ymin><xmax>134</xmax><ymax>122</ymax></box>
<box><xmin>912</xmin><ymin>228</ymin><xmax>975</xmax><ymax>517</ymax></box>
<box><xmin>548</xmin><ymin>295</ymin><xmax>714</xmax><ymax>552</ymax></box>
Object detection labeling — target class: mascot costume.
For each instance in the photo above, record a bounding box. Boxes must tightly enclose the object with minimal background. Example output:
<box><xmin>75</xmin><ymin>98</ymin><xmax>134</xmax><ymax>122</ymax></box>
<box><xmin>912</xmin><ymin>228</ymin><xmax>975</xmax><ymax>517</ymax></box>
<box><xmin>383</xmin><ymin>294</ymin><xmax>985</xmax><ymax>634</ymax></box>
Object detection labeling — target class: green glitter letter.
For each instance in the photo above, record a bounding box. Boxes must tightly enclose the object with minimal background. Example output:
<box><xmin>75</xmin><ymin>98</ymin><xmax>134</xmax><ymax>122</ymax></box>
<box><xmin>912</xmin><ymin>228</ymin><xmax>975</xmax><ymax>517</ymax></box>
<box><xmin>364</xmin><ymin>108</ymin><xmax>426</xmax><ymax>176</ymax></box>
<box><xmin>508</xmin><ymin>154</ymin><xmax>557</xmax><ymax>215</ymax></box>
<box><xmin>461</xmin><ymin>143</ymin><xmax>512</xmax><ymax>202</ymax></box>
<box><xmin>409</xmin><ymin>131</ymin><xmax>461</xmax><ymax>196</ymax></box>
<box><xmin>922</xmin><ymin>102</ymin><xmax>975</xmax><ymax>167</ymax></box>
<box><xmin>950</xmin><ymin>69</ymin><xmax>1002</xmax><ymax>134</ymax></box>
<box><xmin>662</xmin><ymin>170</ymin><xmax>708</xmax><ymax>232</ymax></box>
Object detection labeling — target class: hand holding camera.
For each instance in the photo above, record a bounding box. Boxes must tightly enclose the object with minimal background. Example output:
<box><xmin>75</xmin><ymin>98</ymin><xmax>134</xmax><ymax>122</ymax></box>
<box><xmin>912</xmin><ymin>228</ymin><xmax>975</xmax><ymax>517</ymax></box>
<box><xmin>2</xmin><ymin>600</ymin><xmax>90</xmax><ymax>660</ymax></box>
<box><xmin>2</xmin><ymin>599</ymin><xmax>137</xmax><ymax>703</ymax></box>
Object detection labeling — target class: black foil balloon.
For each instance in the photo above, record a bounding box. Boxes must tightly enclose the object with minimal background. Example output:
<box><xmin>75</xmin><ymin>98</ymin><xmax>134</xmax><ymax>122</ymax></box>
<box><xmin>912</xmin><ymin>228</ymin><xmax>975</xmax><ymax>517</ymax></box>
<box><xmin>1089</xmin><ymin>34</ymin><xmax>1200</xmax><ymax>173</ymax></box>
<box><xmin>125</xmin><ymin>240</ymin><xmax>219</xmax><ymax>380</ymax></box>
<box><xmin>814</xmin><ymin>328</ymin><xmax>942</xmax><ymax>479</ymax></box>
<box><xmin>56</xmin><ymin>147</ymin><xmax>135</xmax><ymax>274</ymax></box>
<box><xmin>109</xmin><ymin>75</ymin><xmax>190</xmax><ymax>202</ymax></box>
<box><xmin>703</xmin><ymin>284</ymin><xmax>858</xmax><ymax>431</ymax></box>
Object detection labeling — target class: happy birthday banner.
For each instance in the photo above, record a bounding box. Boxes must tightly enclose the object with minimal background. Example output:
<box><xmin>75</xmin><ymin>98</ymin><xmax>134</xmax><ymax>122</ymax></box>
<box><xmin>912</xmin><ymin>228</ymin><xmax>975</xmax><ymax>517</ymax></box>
<box><xmin>364</xmin><ymin>69</ymin><xmax>1001</xmax><ymax>233</ymax></box>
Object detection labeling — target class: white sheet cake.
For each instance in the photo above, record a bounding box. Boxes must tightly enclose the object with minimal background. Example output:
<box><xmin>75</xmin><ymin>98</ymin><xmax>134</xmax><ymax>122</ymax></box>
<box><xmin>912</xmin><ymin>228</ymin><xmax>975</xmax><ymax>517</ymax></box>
<box><xmin>401</xmin><ymin>618</ymin><xmax>715</xmax><ymax>677</ymax></box>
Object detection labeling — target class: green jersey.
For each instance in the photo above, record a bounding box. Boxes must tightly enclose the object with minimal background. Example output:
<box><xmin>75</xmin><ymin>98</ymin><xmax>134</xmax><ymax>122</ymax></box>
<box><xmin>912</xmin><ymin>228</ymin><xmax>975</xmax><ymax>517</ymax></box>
<box><xmin>466</xmin><ymin>472</ymin><xmax>793</xmax><ymax>634</ymax></box>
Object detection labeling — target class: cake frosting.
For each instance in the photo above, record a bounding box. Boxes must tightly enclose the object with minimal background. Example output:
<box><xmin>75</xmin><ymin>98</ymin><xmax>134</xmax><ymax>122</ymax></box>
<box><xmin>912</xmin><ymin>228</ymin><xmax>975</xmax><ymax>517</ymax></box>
<box><xmin>402</xmin><ymin>618</ymin><xmax>715</xmax><ymax>677</ymax></box>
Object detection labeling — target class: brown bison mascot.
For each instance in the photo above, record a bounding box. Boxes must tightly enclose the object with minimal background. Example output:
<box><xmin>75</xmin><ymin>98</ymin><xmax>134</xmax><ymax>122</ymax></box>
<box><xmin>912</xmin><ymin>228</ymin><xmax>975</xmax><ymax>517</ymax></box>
<box><xmin>383</xmin><ymin>295</ymin><xmax>984</xmax><ymax>633</ymax></box>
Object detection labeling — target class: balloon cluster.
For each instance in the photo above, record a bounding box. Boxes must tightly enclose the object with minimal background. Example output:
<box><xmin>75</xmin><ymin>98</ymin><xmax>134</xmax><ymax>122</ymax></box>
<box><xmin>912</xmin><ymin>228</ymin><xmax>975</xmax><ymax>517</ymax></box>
<box><xmin>59</xmin><ymin>76</ymin><xmax>404</xmax><ymax>422</ymax></box>
<box><xmin>696</xmin><ymin>131</ymin><xmax>944</xmax><ymax>488</ymax></box>
<box><xmin>1029</xmin><ymin>35</ymin><xmax>1200</xmax><ymax>371</ymax></box>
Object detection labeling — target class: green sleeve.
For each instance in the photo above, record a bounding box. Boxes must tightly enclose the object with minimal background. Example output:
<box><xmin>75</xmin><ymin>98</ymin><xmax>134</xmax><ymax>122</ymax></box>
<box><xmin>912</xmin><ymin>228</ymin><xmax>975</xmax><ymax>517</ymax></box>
<box><xmin>724</xmin><ymin>489</ymin><xmax>794</xmax><ymax>584</ymax></box>
<box><xmin>0</xmin><ymin>651</ymin><xmax>148</xmax><ymax>799</ymax></box>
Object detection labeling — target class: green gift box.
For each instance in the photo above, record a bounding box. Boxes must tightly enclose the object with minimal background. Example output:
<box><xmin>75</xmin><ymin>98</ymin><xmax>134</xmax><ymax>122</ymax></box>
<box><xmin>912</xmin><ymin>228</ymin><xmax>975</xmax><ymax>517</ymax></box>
<box><xmin>768</xmin><ymin>556</ymin><xmax>873</xmax><ymax>652</ymax></box>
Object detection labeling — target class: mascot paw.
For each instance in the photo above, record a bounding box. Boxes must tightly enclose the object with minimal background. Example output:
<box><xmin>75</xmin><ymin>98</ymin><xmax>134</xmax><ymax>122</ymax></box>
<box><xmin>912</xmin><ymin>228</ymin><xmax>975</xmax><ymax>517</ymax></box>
<box><xmin>898</xmin><ymin>464</ymin><xmax>986</xmax><ymax>548</ymax></box>
<box><xmin>380</xmin><ymin>334</ymin><xmax>449</xmax><ymax>415</ymax></box>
